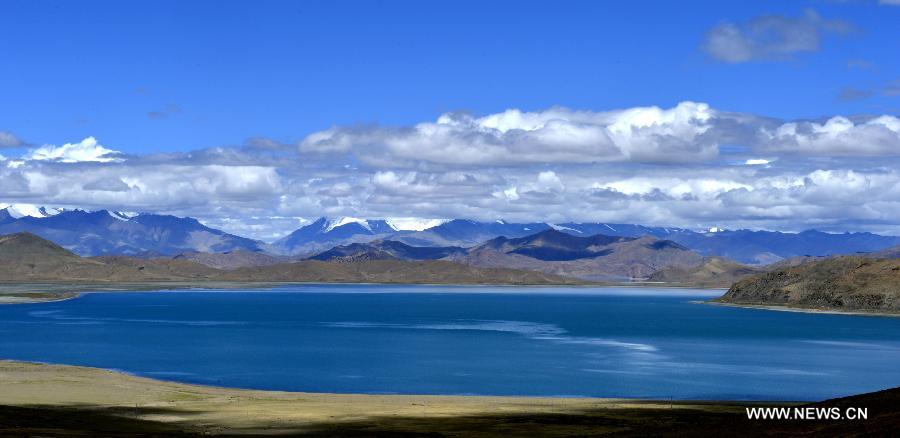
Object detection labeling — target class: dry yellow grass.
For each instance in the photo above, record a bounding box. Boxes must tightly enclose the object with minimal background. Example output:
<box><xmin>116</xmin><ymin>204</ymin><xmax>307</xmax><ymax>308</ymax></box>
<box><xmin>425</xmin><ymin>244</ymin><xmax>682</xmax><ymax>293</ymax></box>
<box><xmin>0</xmin><ymin>360</ymin><xmax>762</xmax><ymax>436</ymax></box>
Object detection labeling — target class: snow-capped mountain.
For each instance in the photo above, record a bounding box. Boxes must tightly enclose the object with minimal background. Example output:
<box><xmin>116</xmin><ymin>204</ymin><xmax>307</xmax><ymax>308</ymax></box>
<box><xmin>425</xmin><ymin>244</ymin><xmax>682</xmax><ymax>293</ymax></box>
<box><xmin>2</xmin><ymin>205</ymin><xmax>899</xmax><ymax>263</ymax></box>
<box><xmin>274</xmin><ymin>217</ymin><xmax>400</xmax><ymax>254</ymax></box>
<box><xmin>0</xmin><ymin>203</ymin><xmax>64</xmax><ymax>219</ymax></box>
<box><xmin>0</xmin><ymin>205</ymin><xmax>266</xmax><ymax>256</ymax></box>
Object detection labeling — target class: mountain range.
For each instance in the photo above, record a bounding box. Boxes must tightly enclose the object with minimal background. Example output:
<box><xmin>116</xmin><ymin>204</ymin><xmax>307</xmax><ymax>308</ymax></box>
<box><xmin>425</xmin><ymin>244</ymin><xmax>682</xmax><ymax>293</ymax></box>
<box><xmin>269</xmin><ymin>215</ymin><xmax>900</xmax><ymax>264</ymax></box>
<box><xmin>0</xmin><ymin>206</ymin><xmax>266</xmax><ymax>256</ymax></box>
<box><xmin>307</xmin><ymin>229</ymin><xmax>703</xmax><ymax>280</ymax></box>
<box><xmin>3</xmin><ymin>204</ymin><xmax>900</xmax><ymax>268</ymax></box>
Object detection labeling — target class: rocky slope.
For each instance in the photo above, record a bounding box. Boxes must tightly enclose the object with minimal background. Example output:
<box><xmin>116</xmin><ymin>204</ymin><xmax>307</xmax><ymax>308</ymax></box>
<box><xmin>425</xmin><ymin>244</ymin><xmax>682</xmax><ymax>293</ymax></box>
<box><xmin>716</xmin><ymin>256</ymin><xmax>900</xmax><ymax>313</ymax></box>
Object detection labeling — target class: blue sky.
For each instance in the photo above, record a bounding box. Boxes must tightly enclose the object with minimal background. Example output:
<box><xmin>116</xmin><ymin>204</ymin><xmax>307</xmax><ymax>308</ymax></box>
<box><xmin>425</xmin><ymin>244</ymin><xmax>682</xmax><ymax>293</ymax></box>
<box><xmin>1</xmin><ymin>0</ymin><xmax>899</xmax><ymax>239</ymax></box>
<box><xmin>2</xmin><ymin>0</ymin><xmax>898</xmax><ymax>152</ymax></box>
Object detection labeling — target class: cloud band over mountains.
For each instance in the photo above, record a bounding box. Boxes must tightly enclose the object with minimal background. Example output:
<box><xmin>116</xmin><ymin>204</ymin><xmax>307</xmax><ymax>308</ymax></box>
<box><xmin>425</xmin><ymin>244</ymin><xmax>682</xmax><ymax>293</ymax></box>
<box><xmin>2</xmin><ymin>102</ymin><xmax>899</xmax><ymax>240</ymax></box>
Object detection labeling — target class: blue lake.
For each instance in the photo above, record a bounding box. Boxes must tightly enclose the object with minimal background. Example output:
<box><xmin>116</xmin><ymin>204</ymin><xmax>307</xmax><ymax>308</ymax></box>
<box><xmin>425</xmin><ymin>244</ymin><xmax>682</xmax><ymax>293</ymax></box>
<box><xmin>2</xmin><ymin>285</ymin><xmax>899</xmax><ymax>401</ymax></box>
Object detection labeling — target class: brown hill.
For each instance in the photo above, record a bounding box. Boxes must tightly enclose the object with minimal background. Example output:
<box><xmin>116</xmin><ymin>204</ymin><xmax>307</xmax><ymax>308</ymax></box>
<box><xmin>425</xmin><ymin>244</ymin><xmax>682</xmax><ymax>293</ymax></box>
<box><xmin>647</xmin><ymin>257</ymin><xmax>764</xmax><ymax>288</ymax></box>
<box><xmin>216</xmin><ymin>259</ymin><xmax>582</xmax><ymax>285</ymax></box>
<box><xmin>717</xmin><ymin>256</ymin><xmax>900</xmax><ymax>313</ymax></box>
<box><xmin>0</xmin><ymin>232</ymin><xmax>580</xmax><ymax>285</ymax></box>
<box><xmin>0</xmin><ymin>233</ymin><xmax>220</xmax><ymax>282</ymax></box>
<box><xmin>0</xmin><ymin>232</ymin><xmax>106</xmax><ymax>280</ymax></box>
<box><xmin>0</xmin><ymin>232</ymin><xmax>98</xmax><ymax>268</ymax></box>
<box><xmin>171</xmin><ymin>250</ymin><xmax>286</xmax><ymax>270</ymax></box>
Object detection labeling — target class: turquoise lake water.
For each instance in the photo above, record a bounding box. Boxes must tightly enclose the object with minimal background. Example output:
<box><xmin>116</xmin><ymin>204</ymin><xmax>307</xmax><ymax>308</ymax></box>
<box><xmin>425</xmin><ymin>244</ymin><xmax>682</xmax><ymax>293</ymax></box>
<box><xmin>1</xmin><ymin>285</ymin><xmax>899</xmax><ymax>401</ymax></box>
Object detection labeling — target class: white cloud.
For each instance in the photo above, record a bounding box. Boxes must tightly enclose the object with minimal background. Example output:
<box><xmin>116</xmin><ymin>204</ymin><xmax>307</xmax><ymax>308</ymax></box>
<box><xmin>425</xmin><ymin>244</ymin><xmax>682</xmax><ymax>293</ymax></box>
<box><xmin>757</xmin><ymin>115</ymin><xmax>900</xmax><ymax>155</ymax></box>
<box><xmin>300</xmin><ymin>102</ymin><xmax>718</xmax><ymax>165</ymax></box>
<box><xmin>24</xmin><ymin>137</ymin><xmax>123</xmax><ymax>163</ymax></box>
<box><xmin>702</xmin><ymin>9</ymin><xmax>851</xmax><ymax>63</ymax></box>
<box><xmin>6</xmin><ymin>101</ymin><xmax>900</xmax><ymax>240</ymax></box>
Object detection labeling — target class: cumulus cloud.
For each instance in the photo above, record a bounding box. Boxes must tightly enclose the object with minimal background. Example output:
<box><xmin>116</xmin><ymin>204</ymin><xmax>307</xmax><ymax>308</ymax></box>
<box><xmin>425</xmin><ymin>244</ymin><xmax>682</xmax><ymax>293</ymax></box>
<box><xmin>755</xmin><ymin>115</ymin><xmax>900</xmax><ymax>155</ymax></box>
<box><xmin>5</xmin><ymin>100</ymin><xmax>900</xmax><ymax>239</ymax></box>
<box><xmin>302</xmin><ymin>102</ymin><xmax>719</xmax><ymax>165</ymax></box>
<box><xmin>24</xmin><ymin>137</ymin><xmax>123</xmax><ymax>163</ymax></box>
<box><xmin>702</xmin><ymin>9</ymin><xmax>851</xmax><ymax>63</ymax></box>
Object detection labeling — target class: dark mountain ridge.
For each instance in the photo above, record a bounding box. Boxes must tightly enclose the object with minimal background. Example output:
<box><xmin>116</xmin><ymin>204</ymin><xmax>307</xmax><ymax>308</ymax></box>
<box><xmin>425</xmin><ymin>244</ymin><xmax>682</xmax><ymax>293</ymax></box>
<box><xmin>477</xmin><ymin>229</ymin><xmax>633</xmax><ymax>261</ymax></box>
<box><xmin>309</xmin><ymin>240</ymin><xmax>466</xmax><ymax>262</ymax></box>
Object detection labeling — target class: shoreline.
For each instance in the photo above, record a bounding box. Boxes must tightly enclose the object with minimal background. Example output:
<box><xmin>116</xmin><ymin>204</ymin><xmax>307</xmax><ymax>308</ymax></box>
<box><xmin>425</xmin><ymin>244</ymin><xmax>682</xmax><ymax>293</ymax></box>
<box><xmin>0</xmin><ymin>281</ymin><xmax>723</xmax><ymax>305</ymax></box>
<box><xmin>8</xmin><ymin>283</ymin><xmax>894</xmax><ymax>318</ymax></box>
<box><xmin>699</xmin><ymin>300</ymin><xmax>900</xmax><ymax>318</ymax></box>
<box><xmin>0</xmin><ymin>359</ymin><xmax>753</xmax><ymax>404</ymax></box>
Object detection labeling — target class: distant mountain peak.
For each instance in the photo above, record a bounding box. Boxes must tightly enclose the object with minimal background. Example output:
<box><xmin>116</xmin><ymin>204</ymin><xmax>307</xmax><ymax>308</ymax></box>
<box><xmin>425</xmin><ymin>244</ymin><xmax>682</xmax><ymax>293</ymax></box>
<box><xmin>384</xmin><ymin>217</ymin><xmax>448</xmax><ymax>231</ymax></box>
<box><xmin>323</xmin><ymin>217</ymin><xmax>371</xmax><ymax>233</ymax></box>
<box><xmin>0</xmin><ymin>203</ymin><xmax>64</xmax><ymax>219</ymax></box>
<box><xmin>547</xmin><ymin>223</ymin><xmax>583</xmax><ymax>233</ymax></box>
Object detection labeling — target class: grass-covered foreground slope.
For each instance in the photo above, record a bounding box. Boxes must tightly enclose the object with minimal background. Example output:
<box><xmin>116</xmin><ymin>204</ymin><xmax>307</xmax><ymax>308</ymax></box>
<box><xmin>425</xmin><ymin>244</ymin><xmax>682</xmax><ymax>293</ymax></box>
<box><xmin>0</xmin><ymin>360</ymin><xmax>897</xmax><ymax>437</ymax></box>
<box><xmin>717</xmin><ymin>256</ymin><xmax>900</xmax><ymax>314</ymax></box>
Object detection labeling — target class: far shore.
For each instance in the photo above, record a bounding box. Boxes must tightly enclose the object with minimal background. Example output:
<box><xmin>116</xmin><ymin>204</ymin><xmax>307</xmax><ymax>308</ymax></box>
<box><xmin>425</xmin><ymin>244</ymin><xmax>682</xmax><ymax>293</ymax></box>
<box><xmin>8</xmin><ymin>282</ymin><xmax>895</xmax><ymax>319</ymax></box>
<box><xmin>0</xmin><ymin>281</ymin><xmax>724</xmax><ymax>305</ymax></box>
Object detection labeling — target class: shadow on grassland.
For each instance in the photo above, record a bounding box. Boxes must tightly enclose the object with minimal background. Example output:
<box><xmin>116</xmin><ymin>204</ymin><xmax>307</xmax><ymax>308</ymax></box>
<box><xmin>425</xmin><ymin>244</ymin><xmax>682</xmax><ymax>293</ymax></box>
<box><xmin>1</xmin><ymin>388</ymin><xmax>898</xmax><ymax>437</ymax></box>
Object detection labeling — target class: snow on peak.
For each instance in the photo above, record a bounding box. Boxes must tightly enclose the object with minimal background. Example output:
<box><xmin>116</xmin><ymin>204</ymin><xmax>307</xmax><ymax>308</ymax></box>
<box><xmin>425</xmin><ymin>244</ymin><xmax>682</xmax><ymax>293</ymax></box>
<box><xmin>385</xmin><ymin>218</ymin><xmax>448</xmax><ymax>231</ymax></box>
<box><xmin>324</xmin><ymin>217</ymin><xmax>371</xmax><ymax>233</ymax></box>
<box><xmin>0</xmin><ymin>203</ymin><xmax>63</xmax><ymax>219</ymax></box>
<box><xmin>546</xmin><ymin>223</ymin><xmax>582</xmax><ymax>233</ymax></box>
<box><xmin>707</xmin><ymin>227</ymin><xmax>724</xmax><ymax>233</ymax></box>
<box><xmin>108</xmin><ymin>211</ymin><xmax>137</xmax><ymax>221</ymax></box>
